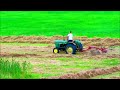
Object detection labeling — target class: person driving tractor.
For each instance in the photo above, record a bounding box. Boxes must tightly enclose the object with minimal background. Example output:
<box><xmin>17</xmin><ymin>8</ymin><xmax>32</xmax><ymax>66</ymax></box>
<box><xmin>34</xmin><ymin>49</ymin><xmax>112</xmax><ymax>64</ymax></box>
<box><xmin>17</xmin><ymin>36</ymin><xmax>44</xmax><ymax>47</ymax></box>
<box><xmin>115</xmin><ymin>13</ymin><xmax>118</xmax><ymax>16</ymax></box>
<box><xmin>67</xmin><ymin>31</ymin><xmax>73</xmax><ymax>42</ymax></box>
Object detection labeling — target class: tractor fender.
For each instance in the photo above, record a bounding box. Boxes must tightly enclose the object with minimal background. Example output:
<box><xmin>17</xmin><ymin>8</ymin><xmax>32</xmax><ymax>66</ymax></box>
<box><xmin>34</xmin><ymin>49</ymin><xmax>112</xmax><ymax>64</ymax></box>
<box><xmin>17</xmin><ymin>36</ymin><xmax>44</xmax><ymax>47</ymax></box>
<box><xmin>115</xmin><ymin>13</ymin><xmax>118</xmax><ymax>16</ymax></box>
<box><xmin>78</xmin><ymin>43</ymin><xmax>83</xmax><ymax>51</ymax></box>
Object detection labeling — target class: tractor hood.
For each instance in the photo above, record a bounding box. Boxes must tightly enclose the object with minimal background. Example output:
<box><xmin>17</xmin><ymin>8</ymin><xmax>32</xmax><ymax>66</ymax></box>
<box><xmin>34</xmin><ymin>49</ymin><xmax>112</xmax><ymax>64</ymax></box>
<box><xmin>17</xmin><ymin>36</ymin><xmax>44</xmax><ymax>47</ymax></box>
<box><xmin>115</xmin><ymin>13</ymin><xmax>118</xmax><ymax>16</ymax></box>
<box><xmin>54</xmin><ymin>40</ymin><xmax>67</xmax><ymax>44</ymax></box>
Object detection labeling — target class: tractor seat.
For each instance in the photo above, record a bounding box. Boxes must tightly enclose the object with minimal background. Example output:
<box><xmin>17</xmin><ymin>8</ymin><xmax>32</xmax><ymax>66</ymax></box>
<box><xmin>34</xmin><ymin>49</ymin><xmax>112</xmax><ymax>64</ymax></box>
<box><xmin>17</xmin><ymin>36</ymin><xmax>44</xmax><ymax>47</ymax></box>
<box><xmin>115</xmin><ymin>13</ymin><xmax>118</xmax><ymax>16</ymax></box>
<box><xmin>68</xmin><ymin>40</ymin><xmax>74</xmax><ymax>43</ymax></box>
<box><xmin>68</xmin><ymin>41</ymin><xmax>76</xmax><ymax>45</ymax></box>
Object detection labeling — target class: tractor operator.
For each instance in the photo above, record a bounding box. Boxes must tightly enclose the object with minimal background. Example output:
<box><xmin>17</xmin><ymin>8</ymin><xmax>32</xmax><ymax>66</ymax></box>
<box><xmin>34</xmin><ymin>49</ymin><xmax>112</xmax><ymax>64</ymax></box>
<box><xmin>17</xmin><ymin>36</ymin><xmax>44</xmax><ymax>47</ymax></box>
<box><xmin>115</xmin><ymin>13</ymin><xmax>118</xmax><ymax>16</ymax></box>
<box><xmin>67</xmin><ymin>31</ymin><xmax>73</xmax><ymax>42</ymax></box>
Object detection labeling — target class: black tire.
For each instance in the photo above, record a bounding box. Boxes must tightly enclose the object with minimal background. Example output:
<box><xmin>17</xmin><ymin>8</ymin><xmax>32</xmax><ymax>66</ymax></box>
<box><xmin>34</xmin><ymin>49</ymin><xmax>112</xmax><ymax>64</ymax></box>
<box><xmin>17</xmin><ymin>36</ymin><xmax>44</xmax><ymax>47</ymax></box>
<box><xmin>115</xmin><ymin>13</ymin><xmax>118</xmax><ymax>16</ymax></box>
<box><xmin>65</xmin><ymin>44</ymin><xmax>76</xmax><ymax>54</ymax></box>
<box><xmin>53</xmin><ymin>48</ymin><xmax>59</xmax><ymax>53</ymax></box>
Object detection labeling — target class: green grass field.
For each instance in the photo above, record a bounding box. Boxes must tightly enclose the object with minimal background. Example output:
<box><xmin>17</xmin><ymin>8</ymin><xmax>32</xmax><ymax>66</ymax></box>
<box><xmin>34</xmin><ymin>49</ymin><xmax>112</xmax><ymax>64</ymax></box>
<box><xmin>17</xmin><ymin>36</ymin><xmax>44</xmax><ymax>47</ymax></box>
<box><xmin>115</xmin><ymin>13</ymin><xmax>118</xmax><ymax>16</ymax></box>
<box><xmin>0</xmin><ymin>11</ymin><xmax>120</xmax><ymax>79</ymax></box>
<box><xmin>0</xmin><ymin>11</ymin><xmax>120</xmax><ymax>38</ymax></box>
<box><xmin>1</xmin><ymin>57</ymin><xmax>120</xmax><ymax>79</ymax></box>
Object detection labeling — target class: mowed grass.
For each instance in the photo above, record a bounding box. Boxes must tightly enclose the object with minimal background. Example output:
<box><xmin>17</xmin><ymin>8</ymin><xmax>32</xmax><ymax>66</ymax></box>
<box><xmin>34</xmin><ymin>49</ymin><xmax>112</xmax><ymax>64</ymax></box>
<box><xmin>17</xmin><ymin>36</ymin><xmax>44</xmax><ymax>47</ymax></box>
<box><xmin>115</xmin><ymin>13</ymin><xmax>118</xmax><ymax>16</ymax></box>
<box><xmin>1</xmin><ymin>42</ymin><xmax>53</xmax><ymax>47</ymax></box>
<box><xmin>0</xmin><ymin>11</ymin><xmax>120</xmax><ymax>38</ymax></box>
<box><xmin>1</xmin><ymin>42</ymin><xmax>120</xmax><ymax>78</ymax></box>
<box><xmin>1</xmin><ymin>57</ymin><xmax>120</xmax><ymax>79</ymax></box>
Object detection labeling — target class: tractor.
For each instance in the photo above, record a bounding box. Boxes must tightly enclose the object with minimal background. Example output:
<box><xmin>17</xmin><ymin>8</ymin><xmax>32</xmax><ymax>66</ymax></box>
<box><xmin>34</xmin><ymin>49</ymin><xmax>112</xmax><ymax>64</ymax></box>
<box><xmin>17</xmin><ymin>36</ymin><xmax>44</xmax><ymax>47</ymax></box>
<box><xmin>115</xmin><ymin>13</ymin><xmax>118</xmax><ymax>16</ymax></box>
<box><xmin>53</xmin><ymin>40</ymin><xmax>83</xmax><ymax>54</ymax></box>
<box><xmin>53</xmin><ymin>40</ymin><xmax>108</xmax><ymax>54</ymax></box>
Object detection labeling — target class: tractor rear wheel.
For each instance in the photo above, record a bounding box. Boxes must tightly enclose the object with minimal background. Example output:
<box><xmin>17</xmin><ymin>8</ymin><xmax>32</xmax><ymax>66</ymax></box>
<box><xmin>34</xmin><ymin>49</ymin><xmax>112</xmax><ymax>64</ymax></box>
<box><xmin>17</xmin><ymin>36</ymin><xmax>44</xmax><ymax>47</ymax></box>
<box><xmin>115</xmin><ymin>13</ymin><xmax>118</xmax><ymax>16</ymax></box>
<box><xmin>53</xmin><ymin>48</ymin><xmax>59</xmax><ymax>53</ymax></box>
<box><xmin>65</xmin><ymin>44</ymin><xmax>76</xmax><ymax>54</ymax></box>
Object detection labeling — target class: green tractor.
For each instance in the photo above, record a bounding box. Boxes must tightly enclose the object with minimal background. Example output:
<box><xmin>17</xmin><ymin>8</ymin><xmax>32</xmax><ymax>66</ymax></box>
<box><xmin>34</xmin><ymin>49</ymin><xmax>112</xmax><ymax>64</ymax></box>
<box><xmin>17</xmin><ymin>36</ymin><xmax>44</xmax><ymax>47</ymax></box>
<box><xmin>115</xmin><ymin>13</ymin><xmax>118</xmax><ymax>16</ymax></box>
<box><xmin>53</xmin><ymin>40</ymin><xmax>83</xmax><ymax>54</ymax></box>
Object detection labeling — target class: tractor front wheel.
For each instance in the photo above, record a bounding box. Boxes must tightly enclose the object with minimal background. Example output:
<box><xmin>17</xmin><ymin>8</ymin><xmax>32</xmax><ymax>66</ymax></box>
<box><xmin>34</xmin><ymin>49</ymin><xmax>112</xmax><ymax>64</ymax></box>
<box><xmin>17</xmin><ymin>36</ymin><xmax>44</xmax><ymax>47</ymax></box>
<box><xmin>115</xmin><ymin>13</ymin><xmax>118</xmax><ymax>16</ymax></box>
<box><xmin>53</xmin><ymin>48</ymin><xmax>59</xmax><ymax>54</ymax></box>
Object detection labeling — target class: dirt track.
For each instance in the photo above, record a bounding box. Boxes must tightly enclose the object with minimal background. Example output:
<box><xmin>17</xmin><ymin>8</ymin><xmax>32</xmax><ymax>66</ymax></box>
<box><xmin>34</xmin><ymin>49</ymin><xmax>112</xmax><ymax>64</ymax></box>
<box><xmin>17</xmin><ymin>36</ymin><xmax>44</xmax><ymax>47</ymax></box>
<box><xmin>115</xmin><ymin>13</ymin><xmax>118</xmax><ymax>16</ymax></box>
<box><xmin>48</xmin><ymin>66</ymin><xmax>120</xmax><ymax>79</ymax></box>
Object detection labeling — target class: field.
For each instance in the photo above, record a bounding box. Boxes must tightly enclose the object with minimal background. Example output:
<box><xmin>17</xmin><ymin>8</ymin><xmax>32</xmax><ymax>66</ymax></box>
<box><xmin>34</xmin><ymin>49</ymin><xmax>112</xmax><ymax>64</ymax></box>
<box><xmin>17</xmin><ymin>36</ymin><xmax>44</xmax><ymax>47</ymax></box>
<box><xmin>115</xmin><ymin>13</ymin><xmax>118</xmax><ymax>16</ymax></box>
<box><xmin>0</xmin><ymin>11</ymin><xmax>120</xmax><ymax>79</ymax></box>
<box><xmin>0</xmin><ymin>36</ymin><xmax>120</xmax><ymax>79</ymax></box>
<box><xmin>0</xmin><ymin>11</ymin><xmax>120</xmax><ymax>38</ymax></box>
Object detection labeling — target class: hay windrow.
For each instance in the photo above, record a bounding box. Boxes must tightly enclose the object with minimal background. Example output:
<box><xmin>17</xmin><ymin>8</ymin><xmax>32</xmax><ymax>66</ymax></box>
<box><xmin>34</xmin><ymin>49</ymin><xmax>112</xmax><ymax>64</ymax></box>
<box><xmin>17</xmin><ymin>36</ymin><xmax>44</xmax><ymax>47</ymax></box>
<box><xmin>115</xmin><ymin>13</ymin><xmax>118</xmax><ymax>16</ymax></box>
<box><xmin>48</xmin><ymin>66</ymin><xmax>120</xmax><ymax>79</ymax></box>
<box><xmin>0</xmin><ymin>36</ymin><xmax>120</xmax><ymax>46</ymax></box>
